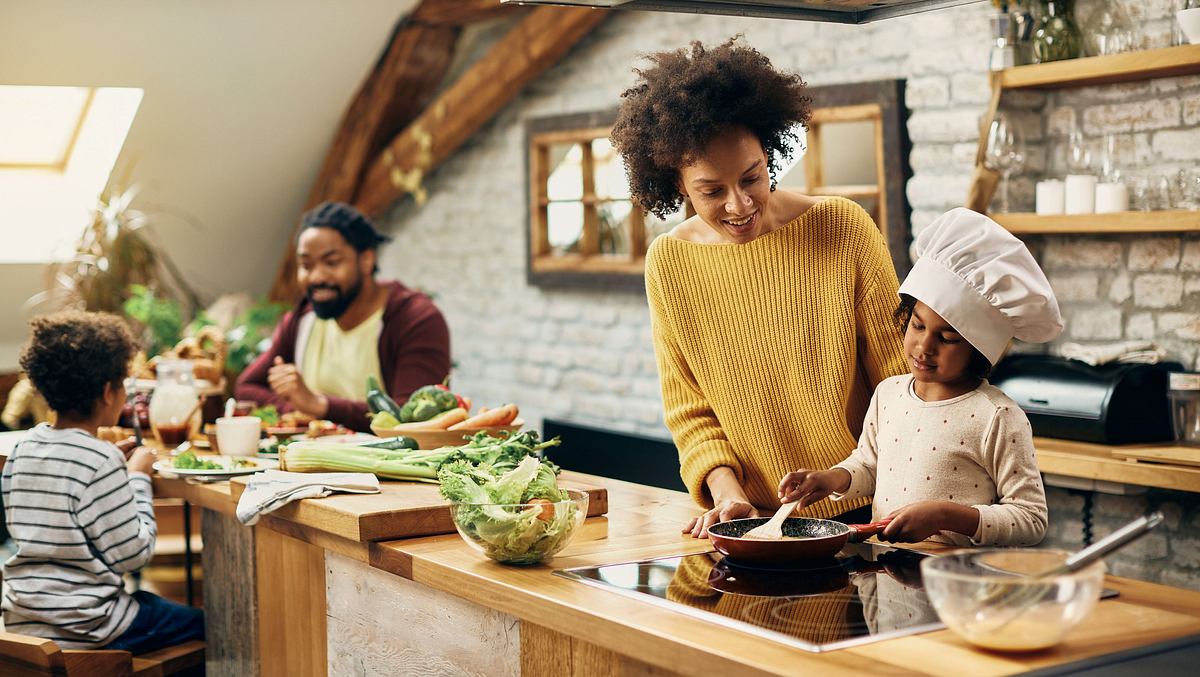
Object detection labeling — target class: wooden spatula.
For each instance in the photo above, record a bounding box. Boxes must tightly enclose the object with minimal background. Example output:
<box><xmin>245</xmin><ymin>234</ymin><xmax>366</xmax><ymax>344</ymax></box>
<box><xmin>742</xmin><ymin>500</ymin><xmax>798</xmax><ymax>540</ymax></box>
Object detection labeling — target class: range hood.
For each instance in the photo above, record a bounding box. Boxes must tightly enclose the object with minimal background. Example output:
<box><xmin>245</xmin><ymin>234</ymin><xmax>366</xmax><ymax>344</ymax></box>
<box><xmin>501</xmin><ymin>0</ymin><xmax>983</xmax><ymax>24</ymax></box>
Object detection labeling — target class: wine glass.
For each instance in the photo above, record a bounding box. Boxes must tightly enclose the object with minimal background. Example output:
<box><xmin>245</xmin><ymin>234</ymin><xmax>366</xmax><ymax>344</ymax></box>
<box><xmin>986</xmin><ymin>113</ymin><xmax>1026</xmax><ymax>213</ymax></box>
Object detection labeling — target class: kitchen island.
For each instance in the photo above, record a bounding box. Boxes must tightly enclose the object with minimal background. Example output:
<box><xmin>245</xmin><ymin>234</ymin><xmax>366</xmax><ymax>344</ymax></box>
<box><xmin>149</xmin><ymin>469</ymin><xmax>1200</xmax><ymax>677</ymax></box>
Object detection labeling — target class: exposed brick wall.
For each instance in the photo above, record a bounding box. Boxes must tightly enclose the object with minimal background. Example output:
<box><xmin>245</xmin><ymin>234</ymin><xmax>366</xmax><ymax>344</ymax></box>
<box><xmin>377</xmin><ymin>2</ymin><xmax>1199</xmax><ymax>587</ymax></box>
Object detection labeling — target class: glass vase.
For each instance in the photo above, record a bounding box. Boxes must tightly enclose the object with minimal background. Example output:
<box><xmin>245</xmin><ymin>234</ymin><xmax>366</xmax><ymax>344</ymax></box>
<box><xmin>1034</xmin><ymin>0</ymin><xmax>1082</xmax><ymax>63</ymax></box>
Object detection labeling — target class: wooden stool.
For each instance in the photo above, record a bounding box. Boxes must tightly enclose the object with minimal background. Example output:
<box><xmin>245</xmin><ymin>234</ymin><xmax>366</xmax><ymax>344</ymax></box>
<box><xmin>0</xmin><ymin>632</ymin><xmax>204</xmax><ymax>677</ymax></box>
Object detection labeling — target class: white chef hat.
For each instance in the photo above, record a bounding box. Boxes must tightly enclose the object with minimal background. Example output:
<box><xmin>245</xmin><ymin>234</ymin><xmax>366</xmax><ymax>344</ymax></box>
<box><xmin>898</xmin><ymin>208</ymin><xmax>1063</xmax><ymax>365</ymax></box>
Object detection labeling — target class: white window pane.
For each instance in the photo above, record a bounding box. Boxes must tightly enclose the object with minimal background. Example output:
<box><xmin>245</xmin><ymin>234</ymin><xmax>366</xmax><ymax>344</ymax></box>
<box><xmin>547</xmin><ymin>202</ymin><xmax>584</xmax><ymax>255</ymax></box>
<box><xmin>0</xmin><ymin>87</ymin><xmax>142</xmax><ymax>263</ymax></box>
<box><xmin>546</xmin><ymin>143</ymin><xmax>583</xmax><ymax>201</ymax></box>
<box><xmin>0</xmin><ymin>86</ymin><xmax>90</xmax><ymax>166</ymax></box>
<box><xmin>592</xmin><ymin>138</ymin><xmax>630</xmax><ymax>200</ymax></box>
<box><xmin>597</xmin><ymin>200</ymin><xmax>632</xmax><ymax>255</ymax></box>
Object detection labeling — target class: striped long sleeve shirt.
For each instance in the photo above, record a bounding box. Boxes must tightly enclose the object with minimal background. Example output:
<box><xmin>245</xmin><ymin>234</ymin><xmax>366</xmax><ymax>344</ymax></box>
<box><xmin>2</xmin><ymin>424</ymin><xmax>156</xmax><ymax>648</ymax></box>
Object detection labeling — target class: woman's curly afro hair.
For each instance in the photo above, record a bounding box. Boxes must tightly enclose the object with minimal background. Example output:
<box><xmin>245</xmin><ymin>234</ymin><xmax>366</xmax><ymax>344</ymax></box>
<box><xmin>610</xmin><ymin>37</ymin><xmax>812</xmax><ymax>220</ymax></box>
<box><xmin>20</xmin><ymin>311</ymin><xmax>137</xmax><ymax>419</ymax></box>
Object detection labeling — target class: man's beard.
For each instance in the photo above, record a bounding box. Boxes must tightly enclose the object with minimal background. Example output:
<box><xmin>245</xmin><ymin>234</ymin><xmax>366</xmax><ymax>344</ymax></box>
<box><xmin>308</xmin><ymin>275</ymin><xmax>362</xmax><ymax>320</ymax></box>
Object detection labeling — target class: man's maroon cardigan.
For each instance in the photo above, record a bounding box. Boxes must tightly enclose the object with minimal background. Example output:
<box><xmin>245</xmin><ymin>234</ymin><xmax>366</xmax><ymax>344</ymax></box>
<box><xmin>235</xmin><ymin>281</ymin><xmax>451</xmax><ymax>432</ymax></box>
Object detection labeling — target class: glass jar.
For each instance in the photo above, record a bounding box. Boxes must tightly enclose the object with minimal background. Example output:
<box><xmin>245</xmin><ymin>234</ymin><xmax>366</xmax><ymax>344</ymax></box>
<box><xmin>1082</xmin><ymin>0</ymin><xmax>1133</xmax><ymax>56</ymax></box>
<box><xmin>1168</xmin><ymin>372</ymin><xmax>1200</xmax><ymax>446</ymax></box>
<box><xmin>1033</xmin><ymin>0</ymin><xmax>1082</xmax><ymax>63</ymax></box>
<box><xmin>149</xmin><ymin>359</ymin><xmax>200</xmax><ymax>448</ymax></box>
<box><xmin>1011</xmin><ymin>1</ymin><xmax>1038</xmax><ymax>65</ymax></box>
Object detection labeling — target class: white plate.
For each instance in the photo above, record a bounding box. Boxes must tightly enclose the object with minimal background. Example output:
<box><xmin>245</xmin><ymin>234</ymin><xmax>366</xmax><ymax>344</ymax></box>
<box><xmin>153</xmin><ymin>456</ymin><xmax>278</xmax><ymax>478</ymax></box>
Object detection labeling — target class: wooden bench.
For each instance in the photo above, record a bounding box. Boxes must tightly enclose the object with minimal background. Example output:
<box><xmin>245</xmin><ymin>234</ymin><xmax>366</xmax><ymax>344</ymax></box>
<box><xmin>543</xmin><ymin>418</ymin><xmax>685</xmax><ymax>492</ymax></box>
<box><xmin>0</xmin><ymin>632</ymin><xmax>204</xmax><ymax>677</ymax></box>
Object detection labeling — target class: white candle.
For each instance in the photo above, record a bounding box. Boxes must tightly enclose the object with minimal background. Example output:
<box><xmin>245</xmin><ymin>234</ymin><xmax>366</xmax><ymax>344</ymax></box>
<box><xmin>1036</xmin><ymin>179</ymin><xmax>1065</xmax><ymax>215</ymax></box>
<box><xmin>1095</xmin><ymin>182</ymin><xmax>1129</xmax><ymax>213</ymax></box>
<box><xmin>1065</xmin><ymin>174</ymin><xmax>1098</xmax><ymax>214</ymax></box>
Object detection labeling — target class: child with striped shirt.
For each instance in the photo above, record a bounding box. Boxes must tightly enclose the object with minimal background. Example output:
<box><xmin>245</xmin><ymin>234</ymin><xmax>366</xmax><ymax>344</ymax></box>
<box><xmin>2</xmin><ymin>311</ymin><xmax>203</xmax><ymax>652</ymax></box>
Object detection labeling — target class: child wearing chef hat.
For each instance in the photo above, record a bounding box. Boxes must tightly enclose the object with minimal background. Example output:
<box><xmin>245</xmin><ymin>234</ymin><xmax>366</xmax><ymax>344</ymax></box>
<box><xmin>777</xmin><ymin>208</ymin><xmax>1059</xmax><ymax>546</ymax></box>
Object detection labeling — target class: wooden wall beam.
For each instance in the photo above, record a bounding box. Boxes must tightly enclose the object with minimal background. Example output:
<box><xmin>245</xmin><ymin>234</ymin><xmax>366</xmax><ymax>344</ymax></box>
<box><xmin>352</xmin><ymin>7</ymin><xmax>608</xmax><ymax>217</ymax></box>
<box><xmin>269</xmin><ymin>2</ymin><xmax>461</xmax><ymax>301</ymax></box>
<box><xmin>411</xmin><ymin>0</ymin><xmax>523</xmax><ymax>26</ymax></box>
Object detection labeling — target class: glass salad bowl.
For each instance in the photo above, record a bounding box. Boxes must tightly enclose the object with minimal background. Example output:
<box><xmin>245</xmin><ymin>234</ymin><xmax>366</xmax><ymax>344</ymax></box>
<box><xmin>448</xmin><ymin>489</ymin><xmax>589</xmax><ymax>565</ymax></box>
<box><xmin>921</xmin><ymin>548</ymin><xmax>1105</xmax><ymax>651</ymax></box>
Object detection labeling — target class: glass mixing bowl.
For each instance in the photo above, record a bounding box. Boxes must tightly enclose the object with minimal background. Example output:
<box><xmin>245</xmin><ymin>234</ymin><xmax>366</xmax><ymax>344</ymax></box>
<box><xmin>448</xmin><ymin>489</ymin><xmax>588</xmax><ymax>565</ymax></box>
<box><xmin>921</xmin><ymin>548</ymin><xmax>1105</xmax><ymax>651</ymax></box>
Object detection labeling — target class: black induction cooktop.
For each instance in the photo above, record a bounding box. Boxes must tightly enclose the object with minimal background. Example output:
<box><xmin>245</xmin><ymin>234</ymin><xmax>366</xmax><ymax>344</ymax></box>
<box><xmin>554</xmin><ymin>542</ymin><xmax>944</xmax><ymax>653</ymax></box>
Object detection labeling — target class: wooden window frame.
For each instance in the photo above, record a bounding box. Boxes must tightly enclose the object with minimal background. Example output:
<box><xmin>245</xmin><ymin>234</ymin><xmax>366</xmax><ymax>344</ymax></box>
<box><xmin>525</xmin><ymin>109</ymin><xmax>653</xmax><ymax>290</ymax></box>
<box><xmin>524</xmin><ymin>83</ymin><xmax>910</xmax><ymax>289</ymax></box>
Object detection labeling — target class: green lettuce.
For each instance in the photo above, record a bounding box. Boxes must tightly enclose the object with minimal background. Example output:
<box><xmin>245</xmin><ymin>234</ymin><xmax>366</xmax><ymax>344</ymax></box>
<box><xmin>439</xmin><ymin>454</ymin><xmax>579</xmax><ymax>565</ymax></box>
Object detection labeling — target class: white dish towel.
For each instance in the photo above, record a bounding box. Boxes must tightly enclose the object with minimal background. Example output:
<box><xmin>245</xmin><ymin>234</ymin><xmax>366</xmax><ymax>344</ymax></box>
<box><xmin>236</xmin><ymin>469</ymin><xmax>380</xmax><ymax>525</ymax></box>
<box><xmin>1059</xmin><ymin>340</ymin><xmax>1167</xmax><ymax>366</ymax></box>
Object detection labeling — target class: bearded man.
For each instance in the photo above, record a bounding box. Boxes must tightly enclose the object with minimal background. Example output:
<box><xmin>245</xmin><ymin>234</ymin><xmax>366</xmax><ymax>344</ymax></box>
<box><xmin>235</xmin><ymin>202</ymin><xmax>450</xmax><ymax>431</ymax></box>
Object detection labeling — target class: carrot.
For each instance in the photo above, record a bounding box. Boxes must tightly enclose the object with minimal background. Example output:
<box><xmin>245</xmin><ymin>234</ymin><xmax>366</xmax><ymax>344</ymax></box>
<box><xmin>447</xmin><ymin>404</ymin><xmax>519</xmax><ymax>431</ymax></box>
<box><xmin>389</xmin><ymin>407</ymin><xmax>468</xmax><ymax>431</ymax></box>
<box><xmin>526</xmin><ymin>498</ymin><xmax>554</xmax><ymax>521</ymax></box>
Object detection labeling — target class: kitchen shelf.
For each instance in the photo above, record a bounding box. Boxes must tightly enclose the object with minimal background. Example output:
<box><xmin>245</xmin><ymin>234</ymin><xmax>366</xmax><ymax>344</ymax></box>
<box><xmin>991</xmin><ymin>210</ymin><xmax>1200</xmax><ymax>234</ymax></box>
<box><xmin>1000</xmin><ymin>44</ymin><xmax>1200</xmax><ymax>90</ymax></box>
<box><xmin>1034</xmin><ymin>436</ymin><xmax>1200</xmax><ymax>493</ymax></box>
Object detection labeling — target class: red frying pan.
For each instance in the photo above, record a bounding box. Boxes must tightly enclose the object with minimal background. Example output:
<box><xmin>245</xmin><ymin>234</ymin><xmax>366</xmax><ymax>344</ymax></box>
<box><xmin>707</xmin><ymin>516</ymin><xmax>892</xmax><ymax>567</ymax></box>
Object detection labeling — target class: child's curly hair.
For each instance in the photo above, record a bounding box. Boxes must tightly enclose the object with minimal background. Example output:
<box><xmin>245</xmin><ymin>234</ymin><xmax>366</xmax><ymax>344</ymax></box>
<box><xmin>610</xmin><ymin>37</ymin><xmax>812</xmax><ymax>220</ymax></box>
<box><xmin>894</xmin><ymin>295</ymin><xmax>992</xmax><ymax>380</ymax></box>
<box><xmin>20</xmin><ymin>311</ymin><xmax>137</xmax><ymax>419</ymax></box>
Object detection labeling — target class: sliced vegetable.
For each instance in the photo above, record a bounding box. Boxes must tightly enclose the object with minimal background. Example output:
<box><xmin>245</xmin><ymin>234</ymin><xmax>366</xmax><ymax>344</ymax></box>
<box><xmin>526</xmin><ymin>498</ymin><xmax>554</xmax><ymax>522</ymax></box>
<box><xmin>173</xmin><ymin>450</ymin><xmax>223</xmax><ymax>470</ymax></box>
<box><xmin>438</xmin><ymin>454</ymin><xmax>577</xmax><ymax>564</ymax></box>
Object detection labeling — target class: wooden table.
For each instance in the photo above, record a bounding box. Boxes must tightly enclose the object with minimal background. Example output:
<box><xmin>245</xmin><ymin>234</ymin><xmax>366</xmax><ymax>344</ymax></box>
<box><xmin>155</xmin><ymin>473</ymin><xmax>1200</xmax><ymax>677</ymax></box>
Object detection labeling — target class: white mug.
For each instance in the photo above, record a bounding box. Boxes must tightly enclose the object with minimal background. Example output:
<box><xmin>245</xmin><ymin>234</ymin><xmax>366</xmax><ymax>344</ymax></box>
<box><xmin>216</xmin><ymin>416</ymin><xmax>262</xmax><ymax>457</ymax></box>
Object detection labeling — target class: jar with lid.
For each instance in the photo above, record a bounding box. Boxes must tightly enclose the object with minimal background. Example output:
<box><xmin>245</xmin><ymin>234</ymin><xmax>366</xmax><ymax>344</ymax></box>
<box><xmin>1033</xmin><ymin>0</ymin><xmax>1082</xmax><ymax>63</ymax></box>
<box><xmin>149</xmin><ymin>359</ymin><xmax>200</xmax><ymax>448</ymax></box>
<box><xmin>1168</xmin><ymin>372</ymin><xmax>1200</xmax><ymax>446</ymax></box>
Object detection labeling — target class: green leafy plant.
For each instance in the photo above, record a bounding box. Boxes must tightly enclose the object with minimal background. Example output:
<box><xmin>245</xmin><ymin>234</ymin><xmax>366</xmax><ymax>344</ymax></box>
<box><xmin>224</xmin><ymin>298</ymin><xmax>288</xmax><ymax>377</ymax></box>
<box><xmin>122</xmin><ymin>284</ymin><xmax>184</xmax><ymax>357</ymax></box>
<box><xmin>29</xmin><ymin>183</ymin><xmax>200</xmax><ymax>336</ymax></box>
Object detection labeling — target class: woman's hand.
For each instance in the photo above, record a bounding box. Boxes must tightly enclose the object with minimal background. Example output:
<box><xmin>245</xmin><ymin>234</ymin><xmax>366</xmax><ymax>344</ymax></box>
<box><xmin>880</xmin><ymin>501</ymin><xmax>980</xmax><ymax>543</ymax></box>
<box><xmin>777</xmin><ymin>468</ymin><xmax>851</xmax><ymax>510</ymax></box>
<box><xmin>683</xmin><ymin>500</ymin><xmax>761</xmax><ymax>539</ymax></box>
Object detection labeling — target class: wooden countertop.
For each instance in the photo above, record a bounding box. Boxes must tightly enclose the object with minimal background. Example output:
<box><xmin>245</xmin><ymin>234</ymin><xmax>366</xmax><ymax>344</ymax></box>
<box><xmin>1035</xmin><ymin>437</ymin><xmax>1200</xmax><ymax>493</ymax></box>
<box><xmin>2</xmin><ymin>430</ymin><xmax>1196</xmax><ymax>675</ymax></box>
<box><xmin>369</xmin><ymin>477</ymin><xmax>1200</xmax><ymax>677</ymax></box>
<box><xmin>225</xmin><ymin>473</ymin><xmax>608</xmax><ymax>542</ymax></box>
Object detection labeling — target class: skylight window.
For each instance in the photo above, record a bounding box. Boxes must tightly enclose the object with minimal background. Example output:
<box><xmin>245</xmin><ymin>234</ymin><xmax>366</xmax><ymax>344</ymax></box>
<box><xmin>0</xmin><ymin>86</ymin><xmax>92</xmax><ymax>168</ymax></box>
<box><xmin>0</xmin><ymin>86</ymin><xmax>142</xmax><ymax>263</ymax></box>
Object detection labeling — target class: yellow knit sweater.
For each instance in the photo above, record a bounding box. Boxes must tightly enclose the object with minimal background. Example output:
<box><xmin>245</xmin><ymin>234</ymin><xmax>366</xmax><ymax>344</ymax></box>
<box><xmin>645</xmin><ymin>197</ymin><xmax>908</xmax><ymax>518</ymax></box>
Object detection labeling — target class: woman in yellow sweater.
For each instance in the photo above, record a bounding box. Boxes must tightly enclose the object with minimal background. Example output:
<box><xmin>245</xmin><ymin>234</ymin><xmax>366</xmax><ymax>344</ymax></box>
<box><xmin>611</xmin><ymin>39</ymin><xmax>908</xmax><ymax>537</ymax></box>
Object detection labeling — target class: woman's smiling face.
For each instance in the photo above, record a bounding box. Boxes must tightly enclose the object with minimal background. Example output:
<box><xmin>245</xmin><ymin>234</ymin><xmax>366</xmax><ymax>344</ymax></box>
<box><xmin>677</xmin><ymin>126</ymin><xmax>774</xmax><ymax>244</ymax></box>
<box><xmin>904</xmin><ymin>301</ymin><xmax>976</xmax><ymax>388</ymax></box>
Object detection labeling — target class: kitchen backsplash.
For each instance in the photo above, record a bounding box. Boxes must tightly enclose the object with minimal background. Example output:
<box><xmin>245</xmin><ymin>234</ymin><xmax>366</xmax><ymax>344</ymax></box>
<box><xmin>378</xmin><ymin>0</ymin><xmax>1199</xmax><ymax>588</ymax></box>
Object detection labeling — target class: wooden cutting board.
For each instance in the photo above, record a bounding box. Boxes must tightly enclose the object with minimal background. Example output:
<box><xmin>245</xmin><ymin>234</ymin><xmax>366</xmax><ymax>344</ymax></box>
<box><xmin>229</xmin><ymin>470</ymin><xmax>608</xmax><ymax>543</ymax></box>
<box><xmin>1111</xmin><ymin>445</ymin><xmax>1200</xmax><ymax>468</ymax></box>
